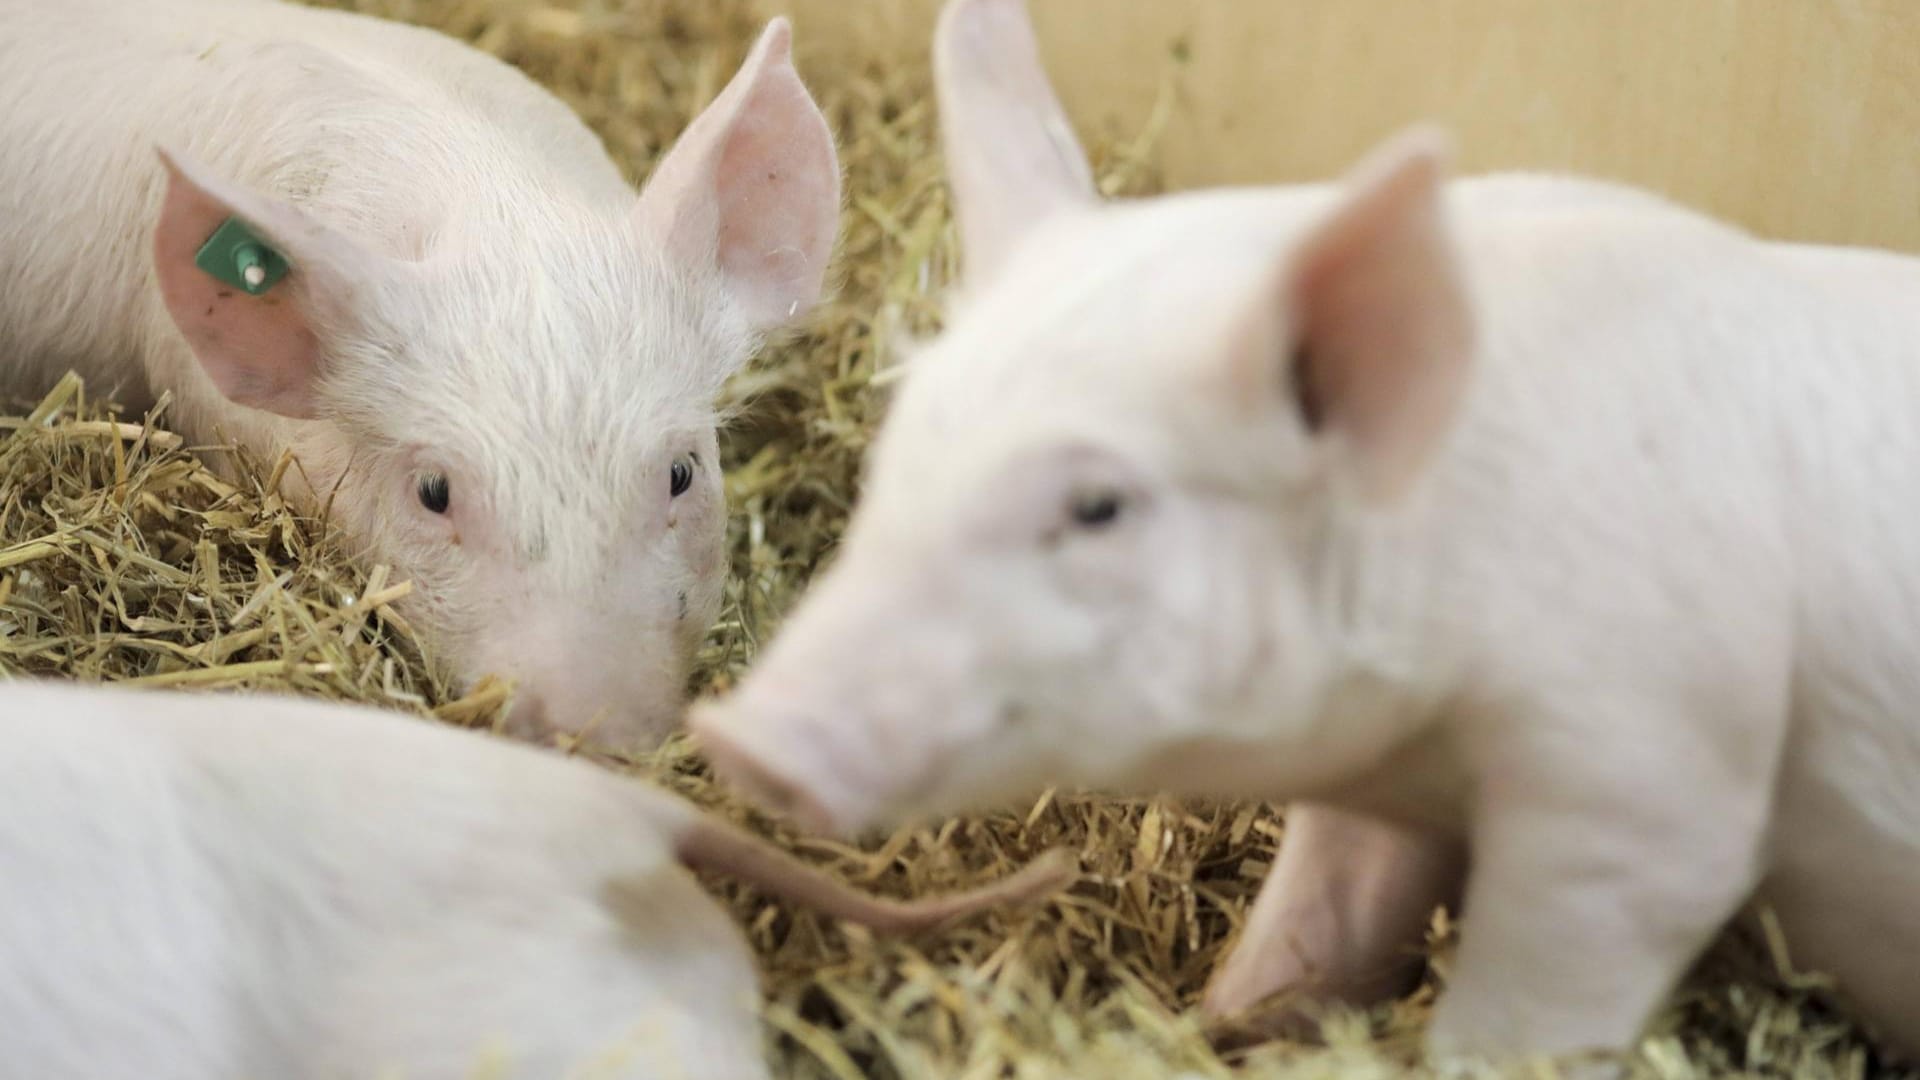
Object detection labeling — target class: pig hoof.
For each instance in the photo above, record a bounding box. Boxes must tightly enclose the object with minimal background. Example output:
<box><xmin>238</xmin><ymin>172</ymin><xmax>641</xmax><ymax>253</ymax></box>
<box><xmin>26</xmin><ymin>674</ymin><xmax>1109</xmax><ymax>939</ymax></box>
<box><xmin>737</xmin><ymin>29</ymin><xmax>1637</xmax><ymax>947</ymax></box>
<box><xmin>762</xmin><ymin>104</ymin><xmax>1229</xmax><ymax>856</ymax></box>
<box><xmin>1202</xmin><ymin>991</ymin><xmax>1342</xmax><ymax>1049</ymax></box>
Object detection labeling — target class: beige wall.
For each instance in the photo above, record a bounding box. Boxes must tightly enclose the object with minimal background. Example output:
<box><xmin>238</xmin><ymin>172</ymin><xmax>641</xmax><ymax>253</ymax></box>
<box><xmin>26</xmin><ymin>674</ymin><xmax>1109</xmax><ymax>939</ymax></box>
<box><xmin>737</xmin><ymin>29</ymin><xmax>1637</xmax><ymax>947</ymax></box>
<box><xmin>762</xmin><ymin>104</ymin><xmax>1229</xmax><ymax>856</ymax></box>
<box><xmin>781</xmin><ymin>0</ymin><xmax>1920</xmax><ymax>252</ymax></box>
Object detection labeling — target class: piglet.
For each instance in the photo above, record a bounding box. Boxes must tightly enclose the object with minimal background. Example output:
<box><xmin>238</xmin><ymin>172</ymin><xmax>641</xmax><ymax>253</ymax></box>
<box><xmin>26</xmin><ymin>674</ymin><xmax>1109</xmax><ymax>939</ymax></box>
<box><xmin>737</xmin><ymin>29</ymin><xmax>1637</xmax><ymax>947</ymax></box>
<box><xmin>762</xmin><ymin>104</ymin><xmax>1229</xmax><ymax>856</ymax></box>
<box><xmin>0</xmin><ymin>679</ymin><xmax>1070</xmax><ymax>1080</ymax></box>
<box><xmin>0</xmin><ymin>0</ymin><xmax>842</xmax><ymax>743</ymax></box>
<box><xmin>693</xmin><ymin>0</ymin><xmax>1920</xmax><ymax>1066</ymax></box>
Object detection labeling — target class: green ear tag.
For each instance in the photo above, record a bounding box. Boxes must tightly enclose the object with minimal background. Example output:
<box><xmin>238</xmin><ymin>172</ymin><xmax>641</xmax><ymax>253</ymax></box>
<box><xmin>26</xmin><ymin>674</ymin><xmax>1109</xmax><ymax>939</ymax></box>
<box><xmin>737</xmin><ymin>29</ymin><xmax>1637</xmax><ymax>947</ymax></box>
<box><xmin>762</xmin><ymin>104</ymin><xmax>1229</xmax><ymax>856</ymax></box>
<box><xmin>194</xmin><ymin>217</ymin><xmax>289</xmax><ymax>296</ymax></box>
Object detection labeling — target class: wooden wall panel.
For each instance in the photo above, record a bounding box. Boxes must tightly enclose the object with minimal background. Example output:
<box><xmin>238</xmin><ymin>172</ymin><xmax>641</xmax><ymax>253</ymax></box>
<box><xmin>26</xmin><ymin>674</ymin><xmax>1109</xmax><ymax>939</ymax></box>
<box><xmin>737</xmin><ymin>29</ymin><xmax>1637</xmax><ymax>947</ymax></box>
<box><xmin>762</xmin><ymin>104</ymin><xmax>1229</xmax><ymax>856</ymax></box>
<box><xmin>778</xmin><ymin>0</ymin><xmax>1920</xmax><ymax>251</ymax></box>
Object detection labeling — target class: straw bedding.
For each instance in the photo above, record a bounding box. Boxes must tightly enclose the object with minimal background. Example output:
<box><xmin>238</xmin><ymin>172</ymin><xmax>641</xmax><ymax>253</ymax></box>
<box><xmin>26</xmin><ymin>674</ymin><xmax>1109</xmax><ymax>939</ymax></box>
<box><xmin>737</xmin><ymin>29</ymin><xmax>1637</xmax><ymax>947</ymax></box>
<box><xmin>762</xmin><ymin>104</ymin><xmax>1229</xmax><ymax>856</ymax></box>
<box><xmin>0</xmin><ymin>1</ymin><xmax>1901</xmax><ymax>1076</ymax></box>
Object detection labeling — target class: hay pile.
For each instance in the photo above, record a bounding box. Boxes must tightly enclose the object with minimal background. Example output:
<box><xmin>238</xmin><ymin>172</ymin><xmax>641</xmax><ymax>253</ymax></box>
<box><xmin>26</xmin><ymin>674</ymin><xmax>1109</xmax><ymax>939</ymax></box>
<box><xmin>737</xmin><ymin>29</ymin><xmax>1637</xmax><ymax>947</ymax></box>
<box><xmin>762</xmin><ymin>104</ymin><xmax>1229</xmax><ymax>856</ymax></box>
<box><xmin>0</xmin><ymin>1</ymin><xmax>1895</xmax><ymax>1076</ymax></box>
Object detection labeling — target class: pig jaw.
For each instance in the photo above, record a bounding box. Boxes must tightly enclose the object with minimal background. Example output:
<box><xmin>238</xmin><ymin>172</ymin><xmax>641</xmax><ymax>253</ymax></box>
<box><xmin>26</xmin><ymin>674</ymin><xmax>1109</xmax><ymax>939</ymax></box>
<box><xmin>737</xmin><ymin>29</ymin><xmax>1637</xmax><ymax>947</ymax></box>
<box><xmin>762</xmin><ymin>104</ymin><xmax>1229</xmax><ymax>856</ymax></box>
<box><xmin>687</xmin><ymin>557</ymin><xmax>1086</xmax><ymax>834</ymax></box>
<box><xmin>692</xmin><ymin>633</ymin><xmax>1320</xmax><ymax>837</ymax></box>
<box><xmin>691</xmin><ymin>511</ymin><xmax>1370</xmax><ymax>835</ymax></box>
<box><xmin>697</xmin><ymin>558</ymin><xmax>1447</xmax><ymax>838</ymax></box>
<box><xmin>690</xmin><ymin>683</ymin><xmax>1040</xmax><ymax>838</ymax></box>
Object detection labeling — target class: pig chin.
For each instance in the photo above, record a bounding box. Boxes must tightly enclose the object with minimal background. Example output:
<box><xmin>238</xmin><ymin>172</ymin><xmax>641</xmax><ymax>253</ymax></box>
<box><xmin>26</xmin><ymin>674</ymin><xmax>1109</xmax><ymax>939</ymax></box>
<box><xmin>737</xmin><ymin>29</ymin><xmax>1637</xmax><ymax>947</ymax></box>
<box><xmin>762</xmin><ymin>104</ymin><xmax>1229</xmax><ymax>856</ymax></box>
<box><xmin>497</xmin><ymin>679</ymin><xmax>685</xmax><ymax>746</ymax></box>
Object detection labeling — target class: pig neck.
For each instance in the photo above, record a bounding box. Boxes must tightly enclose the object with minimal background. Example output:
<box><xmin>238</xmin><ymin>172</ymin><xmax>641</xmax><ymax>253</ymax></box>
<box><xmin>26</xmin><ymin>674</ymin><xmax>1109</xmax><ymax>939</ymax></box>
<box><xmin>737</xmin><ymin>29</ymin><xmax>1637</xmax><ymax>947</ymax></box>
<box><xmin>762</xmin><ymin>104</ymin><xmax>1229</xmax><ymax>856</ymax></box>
<box><xmin>1153</xmin><ymin>480</ymin><xmax>1470</xmax><ymax>833</ymax></box>
<box><xmin>1299</xmin><ymin>487</ymin><xmax>1470</xmax><ymax>830</ymax></box>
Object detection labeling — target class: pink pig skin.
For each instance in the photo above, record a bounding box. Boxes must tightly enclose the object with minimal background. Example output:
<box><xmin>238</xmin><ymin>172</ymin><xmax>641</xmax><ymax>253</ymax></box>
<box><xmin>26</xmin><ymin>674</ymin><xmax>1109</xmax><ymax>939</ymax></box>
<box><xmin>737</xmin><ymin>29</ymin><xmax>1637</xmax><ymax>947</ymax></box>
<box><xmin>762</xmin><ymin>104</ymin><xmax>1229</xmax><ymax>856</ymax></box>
<box><xmin>0</xmin><ymin>680</ymin><xmax>1071</xmax><ymax>1080</ymax></box>
<box><xmin>694</xmin><ymin>0</ymin><xmax>1920</xmax><ymax>1067</ymax></box>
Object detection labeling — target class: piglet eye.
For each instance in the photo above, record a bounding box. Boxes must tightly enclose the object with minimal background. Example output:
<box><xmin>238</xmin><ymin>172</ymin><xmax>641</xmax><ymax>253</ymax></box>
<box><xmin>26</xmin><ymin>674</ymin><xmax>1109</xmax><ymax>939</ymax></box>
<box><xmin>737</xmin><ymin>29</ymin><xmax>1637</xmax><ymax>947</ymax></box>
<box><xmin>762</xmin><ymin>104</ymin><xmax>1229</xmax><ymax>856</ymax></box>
<box><xmin>1068</xmin><ymin>489</ymin><xmax>1123</xmax><ymax>529</ymax></box>
<box><xmin>417</xmin><ymin>473</ymin><xmax>451</xmax><ymax>515</ymax></box>
<box><xmin>669</xmin><ymin>455</ymin><xmax>695</xmax><ymax>499</ymax></box>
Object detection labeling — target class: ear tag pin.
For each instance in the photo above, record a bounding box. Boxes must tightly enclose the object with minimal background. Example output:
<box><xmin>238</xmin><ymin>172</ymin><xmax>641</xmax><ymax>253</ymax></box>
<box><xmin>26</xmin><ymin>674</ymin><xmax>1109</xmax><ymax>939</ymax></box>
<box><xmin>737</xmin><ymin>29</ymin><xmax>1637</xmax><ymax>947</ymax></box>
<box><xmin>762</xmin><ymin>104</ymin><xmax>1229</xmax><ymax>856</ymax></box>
<box><xmin>194</xmin><ymin>217</ymin><xmax>289</xmax><ymax>296</ymax></box>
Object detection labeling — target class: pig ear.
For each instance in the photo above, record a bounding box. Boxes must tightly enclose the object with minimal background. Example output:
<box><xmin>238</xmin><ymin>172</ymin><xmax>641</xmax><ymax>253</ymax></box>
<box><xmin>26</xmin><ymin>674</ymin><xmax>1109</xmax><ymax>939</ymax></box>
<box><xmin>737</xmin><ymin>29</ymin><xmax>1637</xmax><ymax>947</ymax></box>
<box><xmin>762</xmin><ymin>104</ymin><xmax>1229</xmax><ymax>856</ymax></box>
<box><xmin>1236</xmin><ymin>127</ymin><xmax>1475</xmax><ymax>501</ymax></box>
<box><xmin>637</xmin><ymin>18</ymin><xmax>841</xmax><ymax>333</ymax></box>
<box><xmin>934</xmin><ymin>0</ymin><xmax>1097</xmax><ymax>281</ymax></box>
<box><xmin>153</xmin><ymin>148</ymin><xmax>392</xmax><ymax>419</ymax></box>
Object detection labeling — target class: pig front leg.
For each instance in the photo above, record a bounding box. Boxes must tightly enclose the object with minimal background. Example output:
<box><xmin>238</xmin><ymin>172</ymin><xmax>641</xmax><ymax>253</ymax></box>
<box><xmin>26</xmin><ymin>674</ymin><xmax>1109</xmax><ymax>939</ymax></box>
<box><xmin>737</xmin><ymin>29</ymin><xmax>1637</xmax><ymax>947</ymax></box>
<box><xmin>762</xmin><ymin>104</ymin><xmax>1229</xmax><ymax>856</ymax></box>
<box><xmin>1203</xmin><ymin>804</ymin><xmax>1464</xmax><ymax>1033</ymax></box>
<box><xmin>1426</xmin><ymin>703</ymin><xmax>1777</xmax><ymax>1065</ymax></box>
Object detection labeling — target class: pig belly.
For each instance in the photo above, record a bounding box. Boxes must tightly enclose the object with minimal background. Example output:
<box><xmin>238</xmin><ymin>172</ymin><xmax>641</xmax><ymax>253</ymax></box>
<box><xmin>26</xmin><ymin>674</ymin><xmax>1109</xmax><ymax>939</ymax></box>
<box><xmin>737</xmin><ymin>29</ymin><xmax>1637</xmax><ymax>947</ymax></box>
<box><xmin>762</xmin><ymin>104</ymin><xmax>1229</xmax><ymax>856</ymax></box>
<box><xmin>1767</xmin><ymin>707</ymin><xmax>1920</xmax><ymax>1055</ymax></box>
<box><xmin>1760</xmin><ymin>242</ymin><xmax>1920</xmax><ymax>1053</ymax></box>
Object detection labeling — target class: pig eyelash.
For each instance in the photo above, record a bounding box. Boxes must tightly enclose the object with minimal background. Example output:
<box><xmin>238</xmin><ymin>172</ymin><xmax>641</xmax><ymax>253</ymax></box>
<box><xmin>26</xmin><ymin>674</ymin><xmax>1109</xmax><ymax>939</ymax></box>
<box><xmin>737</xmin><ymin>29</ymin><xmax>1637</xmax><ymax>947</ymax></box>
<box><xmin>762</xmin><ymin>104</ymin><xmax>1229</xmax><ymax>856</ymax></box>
<box><xmin>1067</xmin><ymin>489</ymin><xmax>1123</xmax><ymax>529</ymax></box>
<box><xmin>417</xmin><ymin>472</ymin><xmax>451</xmax><ymax>515</ymax></box>
<box><xmin>669</xmin><ymin>454</ymin><xmax>696</xmax><ymax>498</ymax></box>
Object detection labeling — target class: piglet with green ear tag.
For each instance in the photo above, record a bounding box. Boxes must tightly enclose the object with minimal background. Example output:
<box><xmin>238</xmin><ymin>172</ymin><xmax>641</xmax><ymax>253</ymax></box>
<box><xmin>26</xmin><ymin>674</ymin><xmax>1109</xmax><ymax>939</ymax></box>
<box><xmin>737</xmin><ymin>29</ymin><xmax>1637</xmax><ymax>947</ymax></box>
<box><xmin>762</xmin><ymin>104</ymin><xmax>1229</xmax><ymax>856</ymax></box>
<box><xmin>694</xmin><ymin>0</ymin><xmax>1920</xmax><ymax>1068</ymax></box>
<box><xmin>0</xmin><ymin>0</ymin><xmax>842</xmax><ymax>745</ymax></box>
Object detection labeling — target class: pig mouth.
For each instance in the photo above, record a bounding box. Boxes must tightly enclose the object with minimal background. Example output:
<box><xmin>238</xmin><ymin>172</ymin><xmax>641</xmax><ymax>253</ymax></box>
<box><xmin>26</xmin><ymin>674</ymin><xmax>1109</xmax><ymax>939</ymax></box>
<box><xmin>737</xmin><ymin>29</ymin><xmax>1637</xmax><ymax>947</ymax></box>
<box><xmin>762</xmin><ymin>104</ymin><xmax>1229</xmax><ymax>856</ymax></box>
<box><xmin>691</xmin><ymin>706</ymin><xmax>852</xmax><ymax>835</ymax></box>
<box><xmin>689</xmin><ymin>690</ymin><xmax>1034</xmax><ymax>837</ymax></box>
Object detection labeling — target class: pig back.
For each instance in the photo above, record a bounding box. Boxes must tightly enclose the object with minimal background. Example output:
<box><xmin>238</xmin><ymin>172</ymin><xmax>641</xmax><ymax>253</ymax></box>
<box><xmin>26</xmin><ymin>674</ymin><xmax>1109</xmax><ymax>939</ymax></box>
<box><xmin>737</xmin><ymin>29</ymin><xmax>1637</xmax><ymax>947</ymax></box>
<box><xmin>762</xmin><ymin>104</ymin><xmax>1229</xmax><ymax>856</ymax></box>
<box><xmin>0</xmin><ymin>0</ymin><xmax>628</xmax><ymax>412</ymax></box>
<box><xmin>0</xmin><ymin>681</ymin><xmax>770</xmax><ymax>1079</ymax></box>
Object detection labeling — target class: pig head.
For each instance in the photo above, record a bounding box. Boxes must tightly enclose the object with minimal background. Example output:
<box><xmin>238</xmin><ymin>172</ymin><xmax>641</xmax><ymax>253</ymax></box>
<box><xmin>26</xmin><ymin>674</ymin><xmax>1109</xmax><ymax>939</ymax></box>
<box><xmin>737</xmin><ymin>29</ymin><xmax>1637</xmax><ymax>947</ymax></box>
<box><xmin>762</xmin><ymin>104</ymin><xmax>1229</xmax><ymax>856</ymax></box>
<box><xmin>693</xmin><ymin>0</ymin><xmax>1470</xmax><ymax>833</ymax></box>
<box><xmin>147</xmin><ymin>20</ymin><xmax>841</xmax><ymax>745</ymax></box>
